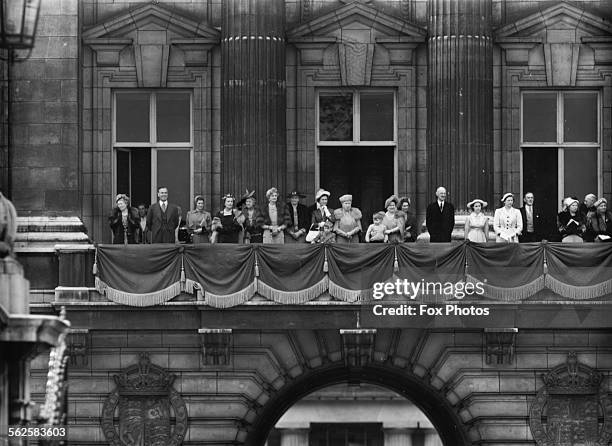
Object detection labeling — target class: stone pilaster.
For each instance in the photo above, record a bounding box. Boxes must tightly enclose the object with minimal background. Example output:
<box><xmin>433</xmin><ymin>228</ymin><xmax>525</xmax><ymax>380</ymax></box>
<box><xmin>221</xmin><ymin>0</ymin><xmax>286</xmax><ymax>200</ymax></box>
<box><xmin>427</xmin><ymin>0</ymin><xmax>493</xmax><ymax>210</ymax></box>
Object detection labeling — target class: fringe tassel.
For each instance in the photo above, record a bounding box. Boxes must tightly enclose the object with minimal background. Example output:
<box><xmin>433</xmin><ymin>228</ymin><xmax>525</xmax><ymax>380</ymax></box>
<box><xmin>545</xmin><ymin>275</ymin><xmax>612</xmax><ymax>300</ymax></box>
<box><xmin>328</xmin><ymin>280</ymin><xmax>362</xmax><ymax>303</ymax></box>
<box><xmin>257</xmin><ymin>276</ymin><xmax>329</xmax><ymax>304</ymax></box>
<box><xmin>393</xmin><ymin>247</ymin><xmax>399</xmax><ymax>272</ymax></box>
<box><xmin>466</xmin><ymin>274</ymin><xmax>544</xmax><ymax>301</ymax></box>
<box><xmin>254</xmin><ymin>254</ymin><xmax>260</xmax><ymax>277</ymax></box>
<box><xmin>95</xmin><ymin>277</ymin><xmax>181</xmax><ymax>307</ymax></box>
<box><xmin>92</xmin><ymin>246</ymin><xmax>98</xmax><ymax>276</ymax></box>
<box><xmin>180</xmin><ymin>256</ymin><xmax>186</xmax><ymax>289</ymax></box>
<box><xmin>323</xmin><ymin>246</ymin><xmax>329</xmax><ymax>272</ymax></box>
<box><xmin>205</xmin><ymin>281</ymin><xmax>257</xmax><ymax>308</ymax></box>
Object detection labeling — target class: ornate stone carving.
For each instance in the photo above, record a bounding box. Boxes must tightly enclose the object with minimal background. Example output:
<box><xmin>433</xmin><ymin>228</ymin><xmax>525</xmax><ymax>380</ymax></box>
<box><xmin>199</xmin><ymin>328</ymin><xmax>232</xmax><ymax>366</ymax></box>
<box><xmin>0</xmin><ymin>192</ymin><xmax>17</xmax><ymax>258</ymax></box>
<box><xmin>529</xmin><ymin>352</ymin><xmax>612</xmax><ymax>446</ymax></box>
<box><xmin>101</xmin><ymin>353</ymin><xmax>188</xmax><ymax>446</ymax></box>
<box><xmin>340</xmin><ymin>329</ymin><xmax>376</xmax><ymax>367</ymax></box>
<box><xmin>484</xmin><ymin>328</ymin><xmax>517</xmax><ymax>365</ymax></box>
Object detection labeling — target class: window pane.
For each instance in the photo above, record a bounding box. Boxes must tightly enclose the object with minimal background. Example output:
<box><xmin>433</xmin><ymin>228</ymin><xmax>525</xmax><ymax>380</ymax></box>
<box><xmin>564</xmin><ymin>92</ymin><xmax>598</xmax><ymax>142</ymax></box>
<box><xmin>157</xmin><ymin>92</ymin><xmax>191</xmax><ymax>142</ymax></box>
<box><xmin>156</xmin><ymin>150</ymin><xmax>191</xmax><ymax>220</ymax></box>
<box><xmin>319</xmin><ymin>93</ymin><xmax>353</xmax><ymax>141</ymax></box>
<box><xmin>564</xmin><ymin>148</ymin><xmax>597</xmax><ymax>201</ymax></box>
<box><xmin>130</xmin><ymin>149</ymin><xmax>151</xmax><ymax>208</ymax></box>
<box><xmin>116</xmin><ymin>93</ymin><xmax>150</xmax><ymax>142</ymax></box>
<box><xmin>360</xmin><ymin>92</ymin><xmax>394</xmax><ymax>141</ymax></box>
<box><xmin>116</xmin><ymin>150</ymin><xmax>130</xmax><ymax>196</ymax></box>
<box><xmin>523</xmin><ymin>93</ymin><xmax>557</xmax><ymax>142</ymax></box>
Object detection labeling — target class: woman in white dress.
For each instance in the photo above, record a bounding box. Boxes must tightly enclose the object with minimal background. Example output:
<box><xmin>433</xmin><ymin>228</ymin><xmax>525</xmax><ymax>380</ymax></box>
<box><xmin>464</xmin><ymin>199</ymin><xmax>489</xmax><ymax>242</ymax></box>
<box><xmin>494</xmin><ymin>193</ymin><xmax>522</xmax><ymax>243</ymax></box>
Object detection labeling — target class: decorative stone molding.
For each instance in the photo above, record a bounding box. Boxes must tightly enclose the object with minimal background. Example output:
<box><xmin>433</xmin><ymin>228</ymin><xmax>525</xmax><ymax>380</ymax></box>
<box><xmin>101</xmin><ymin>353</ymin><xmax>188</xmax><ymax>446</ymax></box>
<box><xmin>529</xmin><ymin>352</ymin><xmax>612</xmax><ymax>446</ymax></box>
<box><xmin>66</xmin><ymin>328</ymin><xmax>89</xmax><ymax>368</ymax></box>
<box><xmin>340</xmin><ymin>328</ymin><xmax>376</xmax><ymax>367</ymax></box>
<box><xmin>198</xmin><ymin>328</ymin><xmax>232</xmax><ymax>366</ymax></box>
<box><xmin>484</xmin><ymin>328</ymin><xmax>517</xmax><ymax>365</ymax></box>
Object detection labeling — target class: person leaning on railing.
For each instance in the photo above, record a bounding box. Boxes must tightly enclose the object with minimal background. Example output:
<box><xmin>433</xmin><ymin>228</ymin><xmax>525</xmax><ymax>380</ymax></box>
<box><xmin>109</xmin><ymin>194</ymin><xmax>139</xmax><ymax>245</ymax></box>
<box><xmin>211</xmin><ymin>194</ymin><xmax>244</xmax><ymax>244</ymax></box>
<box><xmin>557</xmin><ymin>197</ymin><xmax>586</xmax><ymax>243</ymax></box>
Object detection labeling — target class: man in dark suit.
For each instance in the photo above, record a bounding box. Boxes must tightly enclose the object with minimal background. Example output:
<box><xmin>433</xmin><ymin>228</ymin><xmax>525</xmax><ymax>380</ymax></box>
<box><xmin>426</xmin><ymin>186</ymin><xmax>455</xmax><ymax>242</ymax></box>
<box><xmin>146</xmin><ymin>186</ymin><xmax>181</xmax><ymax>243</ymax></box>
<box><xmin>519</xmin><ymin>192</ymin><xmax>544</xmax><ymax>242</ymax></box>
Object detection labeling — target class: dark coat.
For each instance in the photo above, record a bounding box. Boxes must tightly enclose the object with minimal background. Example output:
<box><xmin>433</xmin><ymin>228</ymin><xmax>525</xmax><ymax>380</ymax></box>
<box><xmin>310</xmin><ymin>206</ymin><xmax>335</xmax><ymax>228</ymax></box>
<box><xmin>109</xmin><ymin>207</ymin><xmax>139</xmax><ymax>244</ymax></box>
<box><xmin>557</xmin><ymin>211</ymin><xmax>586</xmax><ymax>238</ymax></box>
<box><xmin>588</xmin><ymin>211</ymin><xmax>612</xmax><ymax>240</ymax></box>
<box><xmin>285</xmin><ymin>203</ymin><xmax>310</xmax><ymax>231</ymax></box>
<box><xmin>146</xmin><ymin>202</ymin><xmax>181</xmax><ymax>243</ymax></box>
<box><xmin>403</xmin><ymin>212</ymin><xmax>418</xmax><ymax>242</ymax></box>
<box><xmin>261</xmin><ymin>203</ymin><xmax>291</xmax><ymax>228</ymax></box>
<box><xmin>426</xmin><ymin>201</ymin><xmax>455</xmax><ymax>242</ymax></box>
<box><xmin>519</xmin><ymin>205</ymin><xmax>545</xmax><ymax>242</ymax></box>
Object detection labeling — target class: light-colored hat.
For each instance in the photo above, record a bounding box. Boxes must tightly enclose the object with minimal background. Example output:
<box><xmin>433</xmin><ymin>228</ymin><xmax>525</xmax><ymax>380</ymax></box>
<box><xmin>500</xmin><ymin>193</ymin><xmax>513</xmax><ymax>203</ymax></box>
<box><xmin>563</xmin><ymin>197</ymin><xmax>579</xmax><ymax>209</ymax></box>
<box><xmin>467</xmin><ymin>199</ymin><xmax>487</xmax><ymax>209</ymax></box>
<box><xmin>594</xmin><ymin>198</ymin><xmax>608</xmax><ymax>208</ymax></box>
<box><xmin>116</xmin><ymin>194</ymin><xmax>129</xmax><ymax>204</ymax></box>
<box><xmin>315</xmin><ymin>189</ymin><xmax>331</xmax><ymax>202</ymax></box>
<box><xmin>266</xmin><ymin>187</ymin><xmax>278</xmax><ymax>199</ymax></box>
<box><xmin>339</xmin><ymin>194</ymin><xmax>352</xmax><ymax>203</ymax></box>
<box><xmin>385</xmin><ymin>195</ymin><xmax>399</xmax><ymax>209</ymax></box>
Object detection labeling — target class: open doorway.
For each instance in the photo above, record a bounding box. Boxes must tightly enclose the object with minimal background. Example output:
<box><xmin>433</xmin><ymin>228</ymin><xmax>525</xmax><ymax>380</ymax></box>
<box><xmin>265</xmin><ymin>383</ymin><xmax>442</xmax><ymax>446</ymax></box>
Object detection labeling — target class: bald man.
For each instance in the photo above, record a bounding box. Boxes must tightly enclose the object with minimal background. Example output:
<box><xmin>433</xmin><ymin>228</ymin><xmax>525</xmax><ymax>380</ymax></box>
<box><xmin>426</xmin><ymin>187</ymin><xmax>455</xmax><ymax>242</ymax></box>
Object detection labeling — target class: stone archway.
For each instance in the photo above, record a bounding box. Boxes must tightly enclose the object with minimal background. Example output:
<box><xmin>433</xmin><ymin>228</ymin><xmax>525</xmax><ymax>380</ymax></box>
<box><xmin>245</xmin><ymin>363</ymin><xmax>471</xmax><ymax>446</ymax></box>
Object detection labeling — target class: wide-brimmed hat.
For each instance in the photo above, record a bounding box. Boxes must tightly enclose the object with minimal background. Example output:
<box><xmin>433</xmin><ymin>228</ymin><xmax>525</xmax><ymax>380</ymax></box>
<box><xmin>467</xmin><ymin>199</ymin><xmax>487</xmax><ymax>210</ymax></box>
<box><xmin>563</xmin><ymin>197</ymin><xmax>579</xmax><ymax>209</ymax></box>
<box><xmin>500</xmin><ymin>193</ymin><xmax>513</xmax><ymax>203</ymax></box>
<box><xmin>236</xmin><ymin>189</ymin><xmax>256</xmax><ymax>208</ymax></box>
<box><xmin>339</xmin><ymin>194</ymin><xmax>352</xmax><ymax>203</ymax></box>
<box><xmin>116</xmin><ymin>194</ymin><xmax>129</xmax><ymax>204</ymax></box>
<box><xmin>315</xmin><ymin>189</ymin><xmax>331</xmax><ymax>202</ymax></box>
<box><xmin>594</xmin><ymin>198</ymin><xmax>608</xmax><ymax>208</ymax></box>
<box><xmin>385</xmin><ymin>195</ymin><xmax>399</xmax><ymax>209</ymax></box>
<box><xmin>287</xmin><ymin>191</ymin><xmax>306</xmax><ymax>199</ymax></box>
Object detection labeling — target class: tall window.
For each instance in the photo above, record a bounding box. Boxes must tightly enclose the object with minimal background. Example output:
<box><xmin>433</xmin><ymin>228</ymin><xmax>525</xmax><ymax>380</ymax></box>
<box><xmin>317</xmin><ymin>90</ymin><xmax>396</xmax><ymax>225</ymax></box>
<box><xmin>113</xmin><ymin>91</ymin><xmax>193</xmax><ymax>217</ymax></box>
<box><xmin>521</xmin><ymin>91</ymin><xmax>599</xmax><ymax>217</ymax></box>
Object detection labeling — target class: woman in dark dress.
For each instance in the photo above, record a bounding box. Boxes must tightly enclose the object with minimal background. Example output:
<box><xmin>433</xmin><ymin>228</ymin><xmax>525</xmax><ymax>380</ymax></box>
<box><xmin>588</xmin><ymin>198</ymin><xmax>612</xmax><ymax>242</ymax></box>
<box><xmin>109</xmin><ymin>194</ymin><xmax>139</xmax><ymax>244</ymax></box>
<box><xmin>212</xmin><ymin>194</ymin><xmax>243</xmax><ymax>243</ymax></box>
<box><xmin>399</xmin><ymin>197</ymin><xmax>418</xmax><ymax>242</ymax></box>
<box><xmin>237</xmin><ymin>190</ymin><xmax>264</xmax><ymax>244</ymax></box>
<box><xmin>557</xmin><ymin>197</ymin><xmax>586</xmax><ymax>243</ymax></box>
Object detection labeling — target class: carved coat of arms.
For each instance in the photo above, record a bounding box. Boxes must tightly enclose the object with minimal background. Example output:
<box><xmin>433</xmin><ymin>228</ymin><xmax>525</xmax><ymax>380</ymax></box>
<box><xmin>102</xmin><ymin>353</ymin><xmax>188</xmax><ymax>446</ymax></box>
<box><xmin>529</xmin><ymin>352</ymin><xmax>612</xmax><ymax>446</ymax></box>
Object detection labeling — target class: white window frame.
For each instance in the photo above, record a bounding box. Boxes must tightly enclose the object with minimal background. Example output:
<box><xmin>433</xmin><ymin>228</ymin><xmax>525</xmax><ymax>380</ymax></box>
<box><xmin>112</xmin><ymin>90</ymin><xmax>194</xmax><ymax>205</ymax></box>
<box><xmin>520</xmin><ymin>90</ymin><xmax>601</xmax><ymax>209</ymax></box>
<box><xmin>315</xmin><ymin>89</ymin><xmax>398</xmax><ymax>194</ymax></box>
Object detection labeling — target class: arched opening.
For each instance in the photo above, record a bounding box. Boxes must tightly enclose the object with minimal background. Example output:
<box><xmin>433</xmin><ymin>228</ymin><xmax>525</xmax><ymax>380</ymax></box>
<box><xmin>246</xmin><ymin>364</ymin><xmax>470</xmax><ymax>446</ymax></box>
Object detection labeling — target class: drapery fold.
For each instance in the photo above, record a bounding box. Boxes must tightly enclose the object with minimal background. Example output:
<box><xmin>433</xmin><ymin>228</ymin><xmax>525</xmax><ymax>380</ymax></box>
<box><xmin>94</xmin><ymin>244</ymin><xmax>182</xmax><ymax>306</ymax></box>
<box><xmin>466</xmin><ymin>242</ymin><xmax>544</xmax><ymax>301</ymax></box>
<box><xmin>91</xmin><ymin>243</ymin><xmax>612</xmax><ymax>307</ymax></box>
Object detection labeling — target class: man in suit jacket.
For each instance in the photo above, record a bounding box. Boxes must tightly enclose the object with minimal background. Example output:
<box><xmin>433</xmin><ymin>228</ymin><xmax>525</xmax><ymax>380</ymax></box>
<box><xmin>146</xmin><ymin>187</ymin><xmax>181</xmax><ymax>243</ymax></box>
<box><xmin>426</xmin><ymin>186</ymin><xmax>455</xmax><ymax>242</ymax></box>
<box><xmin>519</xmin><ymin>192</ymin><xmax>544</xmax><ymax>242</ymax></box>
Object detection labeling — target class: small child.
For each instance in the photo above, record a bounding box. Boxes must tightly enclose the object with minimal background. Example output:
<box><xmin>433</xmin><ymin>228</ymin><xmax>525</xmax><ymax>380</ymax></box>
<box><xmin>312</xmin><ymin>220</ymin><xmax>336</xmax><ymax>244</ymax></box>
<box><xmin>366</xmin><ymin>212</ymin><xmax>386</xmax><ymax>243</ymax></box>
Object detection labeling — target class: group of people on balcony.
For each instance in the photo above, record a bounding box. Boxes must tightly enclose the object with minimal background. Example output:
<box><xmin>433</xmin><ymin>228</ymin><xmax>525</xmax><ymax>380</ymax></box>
<box><xmin>109</xmin><ymin>185</ymin><xmax>612</xmax><ymax>245</ymax></box>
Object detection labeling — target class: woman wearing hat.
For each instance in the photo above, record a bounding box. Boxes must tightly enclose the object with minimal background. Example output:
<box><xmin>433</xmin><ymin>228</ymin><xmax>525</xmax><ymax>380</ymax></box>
<box><xmin>212</xmin><ymin>194</ymin><xmax>243</xmax><ymax>243</ymax></box>
<box><xmin>285</xmin><ymin>191</ymin><xmax>310</xmax><ymax>244</ymax></box>
<box><xmin>237</xmin><ymin>190</ymin><xmax>264</xmax><ymax>244</ymax></box>
<box><xmin>186</xmin><ymin>195</ymin><xmax>212</xmax><ymax>244</ymax></box>
<box><xmin>261</xmin><ymin>187</ymin><xmax>290</xmax><ymax>244</ymax></box>
<box><xmin>311</xmin><ymin>189</ymin><xmax>334</xmax><ymax>228</ymax></box>
<box><xmin>109</xmin><ymin>194</ymin><xmax>139</xmax><ymax>244</ymax></box>
<box><xmin>494</xmin><ymin>193</ymin><xmax>522</xmax><ymax>243</ymax></box>
<box><xmin>557</xmin><ymin>197</ymin><xmax>586</xmax><ymax>243</ymax></box>
<box><xmin>333</xmin><ymin>194</ymin><xmax>362</xmax><ymax>243</ymax></box>
<box><xmin>381</xmin><ymin>195</ymin><xmax>405</xmax><ymax>243</ymax></box>
<box><xmin>465</xmin><ymin>199</ymin><xmax>489</xmax><ymax>242</ymax></box>
<box><xmin>587</xmin><ymin>198</ymin><xmax>612</xmax><ymax>242</ymax></box>
<box><xmin>399</xmin><ymin>197</ymin><xmax>417</xmax><ymax>242</ymax></box>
